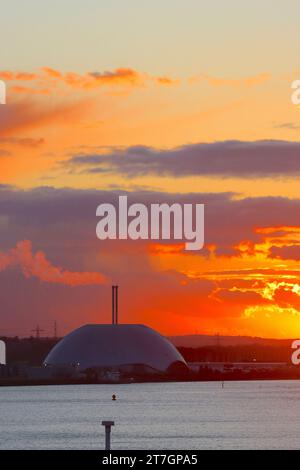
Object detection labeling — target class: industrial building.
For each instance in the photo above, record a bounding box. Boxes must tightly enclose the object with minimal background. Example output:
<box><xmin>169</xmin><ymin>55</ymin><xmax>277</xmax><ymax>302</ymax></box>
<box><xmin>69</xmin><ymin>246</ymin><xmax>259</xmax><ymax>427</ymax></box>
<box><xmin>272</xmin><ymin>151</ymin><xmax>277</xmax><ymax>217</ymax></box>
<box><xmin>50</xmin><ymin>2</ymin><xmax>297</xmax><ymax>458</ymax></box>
<box><xmin>44</xmin><ymin>286</ymin><xmax>188</xmax><ymax>381</ymax></box>
<box><xmin>44</xmin><ymin>323</ymin><xmax>187</xmax><ymax>379</ymax></box>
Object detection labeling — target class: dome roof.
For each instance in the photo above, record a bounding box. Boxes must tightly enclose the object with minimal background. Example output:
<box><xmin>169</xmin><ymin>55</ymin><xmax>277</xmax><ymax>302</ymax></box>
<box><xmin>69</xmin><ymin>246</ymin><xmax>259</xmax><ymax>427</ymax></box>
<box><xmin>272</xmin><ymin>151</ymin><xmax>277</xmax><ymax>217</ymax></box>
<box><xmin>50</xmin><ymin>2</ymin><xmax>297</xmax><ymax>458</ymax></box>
<box><xmin>44</xmin><ymin>324</ymin><xmax>187</xmax><ymax>373</ymax></box>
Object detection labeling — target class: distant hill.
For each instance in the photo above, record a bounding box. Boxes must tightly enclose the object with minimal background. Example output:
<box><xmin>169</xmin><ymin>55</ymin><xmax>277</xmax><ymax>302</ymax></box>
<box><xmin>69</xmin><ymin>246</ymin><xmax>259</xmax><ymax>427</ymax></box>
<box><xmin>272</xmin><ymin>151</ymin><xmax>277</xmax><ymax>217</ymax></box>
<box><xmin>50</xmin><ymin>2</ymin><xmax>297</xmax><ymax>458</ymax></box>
<box><xmin>169</xmin><ymin>334</ymin><xmax>294</xmax><ymax>348</ymax></box>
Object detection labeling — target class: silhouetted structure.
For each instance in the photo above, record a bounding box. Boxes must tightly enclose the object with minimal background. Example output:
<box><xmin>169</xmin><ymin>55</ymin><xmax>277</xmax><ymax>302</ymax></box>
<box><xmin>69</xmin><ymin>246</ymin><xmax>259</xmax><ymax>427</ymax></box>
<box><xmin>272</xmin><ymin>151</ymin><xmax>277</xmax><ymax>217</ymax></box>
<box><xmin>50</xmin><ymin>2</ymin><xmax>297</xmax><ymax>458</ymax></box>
<box><xmin>31</xmin><ymin>325</ymin><xmax>44</xmax><ymax>339</ymax></box>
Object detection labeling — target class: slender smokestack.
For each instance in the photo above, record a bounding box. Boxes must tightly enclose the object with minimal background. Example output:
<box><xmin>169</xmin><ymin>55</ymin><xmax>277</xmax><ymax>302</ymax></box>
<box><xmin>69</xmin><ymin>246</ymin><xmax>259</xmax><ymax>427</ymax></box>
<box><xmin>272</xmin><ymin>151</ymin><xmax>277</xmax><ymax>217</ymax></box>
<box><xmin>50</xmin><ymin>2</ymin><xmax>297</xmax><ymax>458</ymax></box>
<box><xmin>111</xmin><ymin>285</ymin><xmax>119</xmax><ymax>325</ymax></box>
<box><xmin>116</xmin><ymin>285</ymin><xmax>118</xmax><ymax>325</ymax></box>
<box><xmin>112</xmin><ymin>286</ymin><xmax>115</xmax><ymax>324</ymax></box>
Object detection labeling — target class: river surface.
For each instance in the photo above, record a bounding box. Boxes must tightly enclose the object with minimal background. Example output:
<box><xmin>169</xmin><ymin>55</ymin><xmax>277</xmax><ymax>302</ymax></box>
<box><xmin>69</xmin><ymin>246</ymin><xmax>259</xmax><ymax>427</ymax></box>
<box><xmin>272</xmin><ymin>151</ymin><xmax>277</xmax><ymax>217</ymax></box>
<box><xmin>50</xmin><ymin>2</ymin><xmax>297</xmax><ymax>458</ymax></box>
<box><xmin>1</xmin><ymin>381</ymin><xmax>300</xmax><ymax>450</ymax></box>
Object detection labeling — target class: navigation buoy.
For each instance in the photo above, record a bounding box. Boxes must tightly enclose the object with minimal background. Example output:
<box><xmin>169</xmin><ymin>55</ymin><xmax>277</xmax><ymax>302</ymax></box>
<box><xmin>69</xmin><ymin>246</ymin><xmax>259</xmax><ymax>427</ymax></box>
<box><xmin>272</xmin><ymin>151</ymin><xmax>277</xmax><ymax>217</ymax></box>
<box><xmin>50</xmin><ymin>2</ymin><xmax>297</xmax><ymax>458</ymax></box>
<box><xmin>112</xmin><ymin>394</ymin><xmax>116</xmax><ymax>401</ymax></box>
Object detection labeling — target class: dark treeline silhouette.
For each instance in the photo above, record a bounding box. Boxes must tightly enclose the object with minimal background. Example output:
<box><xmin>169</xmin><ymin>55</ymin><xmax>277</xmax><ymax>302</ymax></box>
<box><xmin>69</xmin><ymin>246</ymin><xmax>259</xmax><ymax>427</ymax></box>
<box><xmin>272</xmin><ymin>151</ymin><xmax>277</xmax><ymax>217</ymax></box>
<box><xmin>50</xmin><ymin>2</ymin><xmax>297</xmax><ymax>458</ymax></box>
<box><xmin>1</xmin><ymin>336</ymin><xmax>60</xmax><ymax>366</ymax></box>
<box><xmin>177</xmin><ymin>345</ymin><xmax>292</xmax><ymax>363</ymax></box>
<box><xmin>1</xmin><ymin>336</ymin><xmax>300</xmax><ymax>385</ymax></box>
<box><xmin>0</xmin><ymin>336</ymin><xmax>293</xmax><ymax>366</ymax></box>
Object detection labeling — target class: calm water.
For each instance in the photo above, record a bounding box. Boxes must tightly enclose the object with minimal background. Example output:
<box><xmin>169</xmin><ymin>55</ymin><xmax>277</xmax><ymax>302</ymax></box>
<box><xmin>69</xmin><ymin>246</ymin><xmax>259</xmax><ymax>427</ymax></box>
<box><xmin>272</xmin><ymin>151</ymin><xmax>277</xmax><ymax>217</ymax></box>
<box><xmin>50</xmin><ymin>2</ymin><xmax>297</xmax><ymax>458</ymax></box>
<box><xmin>1</xmin><ymin>381</ymin><xmax>300</xmax><ymax>450</ymax></box>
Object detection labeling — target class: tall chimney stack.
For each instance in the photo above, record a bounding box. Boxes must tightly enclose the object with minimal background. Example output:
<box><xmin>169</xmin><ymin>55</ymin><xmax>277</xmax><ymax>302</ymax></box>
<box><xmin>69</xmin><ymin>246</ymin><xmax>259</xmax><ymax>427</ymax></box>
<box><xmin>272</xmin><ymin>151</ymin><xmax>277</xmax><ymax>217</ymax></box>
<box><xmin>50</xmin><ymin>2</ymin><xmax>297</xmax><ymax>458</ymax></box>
<box><xmin>116</xmin><ymin>285</ymin><xmax>118</xmax><ymax>325</ymax></box>
<box><xmin>112</xmin><ymin>286</ymin><xmax>115</xmax><ymax>324</ymax></box>
<box><xmin>112</xmin><ymin>285</ymin><xmax>119</xmax><ymax>325</ymax></box>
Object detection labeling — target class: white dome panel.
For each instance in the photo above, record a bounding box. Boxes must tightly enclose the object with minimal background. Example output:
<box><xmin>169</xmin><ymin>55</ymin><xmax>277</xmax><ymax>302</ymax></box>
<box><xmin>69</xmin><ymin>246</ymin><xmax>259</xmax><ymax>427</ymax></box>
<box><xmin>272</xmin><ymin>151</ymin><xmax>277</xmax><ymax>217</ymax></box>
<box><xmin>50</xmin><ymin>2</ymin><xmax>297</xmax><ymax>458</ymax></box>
<box><xmin>44</xmin><ymin>324</ymin><xmax>187</xmax><ymax>373</ymax></box>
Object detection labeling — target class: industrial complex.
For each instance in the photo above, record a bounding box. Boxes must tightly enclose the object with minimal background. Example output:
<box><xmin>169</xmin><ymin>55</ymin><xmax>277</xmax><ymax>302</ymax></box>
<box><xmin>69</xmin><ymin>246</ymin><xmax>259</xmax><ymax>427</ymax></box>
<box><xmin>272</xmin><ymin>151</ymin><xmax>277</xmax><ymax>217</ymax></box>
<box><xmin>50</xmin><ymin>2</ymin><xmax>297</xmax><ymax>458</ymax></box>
<box><xmin>1</xmin><ymin>286</ymin><xmax>300</xmax><ymax>385</ymax></box>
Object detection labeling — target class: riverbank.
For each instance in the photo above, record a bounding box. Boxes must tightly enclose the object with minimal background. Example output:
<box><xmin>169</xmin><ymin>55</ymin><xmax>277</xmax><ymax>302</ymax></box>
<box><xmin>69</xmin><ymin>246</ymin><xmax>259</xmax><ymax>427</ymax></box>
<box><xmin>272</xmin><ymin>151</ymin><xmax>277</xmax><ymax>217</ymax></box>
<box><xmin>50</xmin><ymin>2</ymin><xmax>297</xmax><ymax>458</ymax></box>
<box><xmin>1</xmin><ymin>369</ymin><xmax>300</xmax><ymax>386</ymax></box>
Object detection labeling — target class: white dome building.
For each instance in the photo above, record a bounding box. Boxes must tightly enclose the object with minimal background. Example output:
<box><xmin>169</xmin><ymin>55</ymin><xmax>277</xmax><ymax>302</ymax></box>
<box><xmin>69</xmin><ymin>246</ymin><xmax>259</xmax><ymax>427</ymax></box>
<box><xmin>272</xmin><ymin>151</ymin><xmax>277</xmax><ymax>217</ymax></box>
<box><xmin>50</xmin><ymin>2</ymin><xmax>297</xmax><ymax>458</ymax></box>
<box><xmin>44</xmin><ymin>324</ymin><xmax>187</xmax><ymax>376</ymax></box>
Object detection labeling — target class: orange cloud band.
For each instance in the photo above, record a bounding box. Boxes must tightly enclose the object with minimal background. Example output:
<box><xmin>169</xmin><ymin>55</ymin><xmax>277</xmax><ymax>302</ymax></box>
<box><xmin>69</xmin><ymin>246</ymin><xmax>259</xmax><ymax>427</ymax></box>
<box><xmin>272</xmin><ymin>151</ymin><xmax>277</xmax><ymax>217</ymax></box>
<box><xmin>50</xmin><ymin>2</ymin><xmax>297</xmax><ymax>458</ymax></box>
<box><xmin>0</xmin><ymin>240</ymin><xmax>107</xmax><ymax>286</ymax></box>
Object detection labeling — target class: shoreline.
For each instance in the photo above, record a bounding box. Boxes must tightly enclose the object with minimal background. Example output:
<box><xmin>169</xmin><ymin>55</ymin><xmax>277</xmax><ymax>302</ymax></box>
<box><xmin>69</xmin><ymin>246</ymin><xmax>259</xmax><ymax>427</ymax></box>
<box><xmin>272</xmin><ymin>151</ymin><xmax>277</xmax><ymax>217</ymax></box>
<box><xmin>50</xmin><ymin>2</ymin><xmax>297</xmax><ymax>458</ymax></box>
<box><xmin>1</xmin><ymin>375</ymin><xmax>300</xmax><ymax>387</ymax></box>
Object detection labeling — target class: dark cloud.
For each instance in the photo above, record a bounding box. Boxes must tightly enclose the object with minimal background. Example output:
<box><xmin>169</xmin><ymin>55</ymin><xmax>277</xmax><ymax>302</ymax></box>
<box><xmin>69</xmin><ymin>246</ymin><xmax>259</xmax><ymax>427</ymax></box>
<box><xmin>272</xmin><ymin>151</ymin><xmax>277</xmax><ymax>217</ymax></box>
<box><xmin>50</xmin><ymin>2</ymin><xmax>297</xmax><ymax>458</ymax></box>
<box><xmin>274</xmin><ymin>122</ymin><xmax>300</xmax><ymax>130</ymax></box>
<box><xmin>0</xmin><ymin>186</ymin><xmax>299</xmax><ymax>335</ymax></box>
<box><xmin>215</xmin><ymin>289</ymin><xmax>271</xmax><ymax>307</ymax></box>
<box><xmin>269</xmin><ymin>245</ymin><xmax>300</xmax><ymax>261</ymax></box>
<box><xmin>65</xmin><ymin>140</ymin><xmax>300</xmax><ymax>178</ymax></box>
<box><xmin>0</xmin><ymin>186</ymin><xmax>299</xmax><ymax>258</ymax></box>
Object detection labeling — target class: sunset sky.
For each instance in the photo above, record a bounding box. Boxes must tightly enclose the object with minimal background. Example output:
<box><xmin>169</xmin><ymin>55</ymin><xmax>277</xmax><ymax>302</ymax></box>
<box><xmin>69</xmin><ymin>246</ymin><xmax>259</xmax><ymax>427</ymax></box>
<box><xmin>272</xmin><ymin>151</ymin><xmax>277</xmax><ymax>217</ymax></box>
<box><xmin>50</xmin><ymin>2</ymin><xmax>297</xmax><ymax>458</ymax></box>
<box><xmin>0</xmin><ymin>0</ymin><xmax>300</xmax><ymax>338</ymax></box>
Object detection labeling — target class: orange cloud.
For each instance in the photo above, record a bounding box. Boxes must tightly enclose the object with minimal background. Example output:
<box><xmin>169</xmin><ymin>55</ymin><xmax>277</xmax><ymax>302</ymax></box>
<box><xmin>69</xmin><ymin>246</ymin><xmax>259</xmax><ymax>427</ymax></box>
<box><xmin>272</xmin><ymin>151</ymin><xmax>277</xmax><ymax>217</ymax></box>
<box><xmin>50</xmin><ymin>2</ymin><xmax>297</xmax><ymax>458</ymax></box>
<box><xmin>256</xmin><ymin>226</ymin><xmax>300</xmax><ymax>235</ymax></box>
<box><xmin>0</xmin><ymin>97</ymin><xmax>90</xmax><ymax>136</ymax></box>
<box><xmin>10</xmin><ymin>85</ymin><xmax>51</xmax><ymax>95</ymax></box>
<box><xmin>0</xmin><ymin>240</ymin><xmax>107</xmax><ymax>286</ymax></box>
<box><xmin>0</xmin><ymin>71</ymin><xmax>39</xmax><ymax>81</ymax></box>
<box><xmin>41</xmin><ymin>67</ymin><xmax>62</xmax><ymax>79</ymax></box>
<box><xmin>155</xmin><ymin>76</ymin><xmax>180</xmax><ymax>86</ymax></box>
<box><xmin>40</xmin><ymin>67</ymin><xmax>145</xmax><ymax>88</ymax></box>
<box><xmin>149</xmin><ymin>243</ymin><xmax>185</xmax><ymax>255</ymax></box>
<box><xmin>0</xmin><ymin>67</ymin><xmax>178</xmax><ymax>93</ymax></box>
<box><xmin>274</xmin><ymin>286</ymin><xmax>300</xmax><ymax>310</ymax></box>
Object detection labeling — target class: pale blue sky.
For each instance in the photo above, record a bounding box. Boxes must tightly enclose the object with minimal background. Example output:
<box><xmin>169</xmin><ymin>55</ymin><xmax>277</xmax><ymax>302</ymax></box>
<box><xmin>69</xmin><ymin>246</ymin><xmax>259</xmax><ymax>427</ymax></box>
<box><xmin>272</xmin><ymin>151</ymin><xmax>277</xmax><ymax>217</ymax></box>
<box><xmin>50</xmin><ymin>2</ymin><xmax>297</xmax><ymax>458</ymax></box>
<box><xmin>1</xmin><ymin>0</ymin><xmax>300</xmax><ymax>76</ymax></box>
